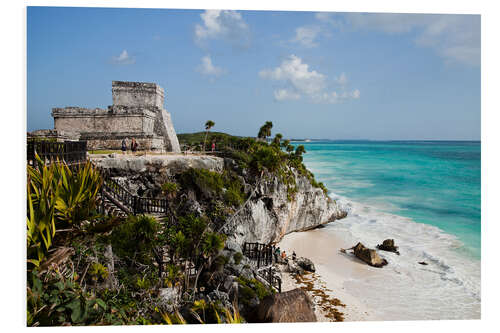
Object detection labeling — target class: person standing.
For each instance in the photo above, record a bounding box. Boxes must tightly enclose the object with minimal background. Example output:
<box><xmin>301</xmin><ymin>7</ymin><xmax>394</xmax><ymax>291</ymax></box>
<box><xmin>274</xmin><ymin>247</ymin><xmax>281</xmax><ymax>262</ymax></box>
<box><xmin>211</xmin><ymin>141</ymin><xmax>216</xmax><ymax>152</ymax></box>
<box><xmin>121</xmin><ymin>138</ymin><xmax>128</xmax><ymax>154</ymax></box>
<box><xmin>131</xmin><ymin>138</ymin><xmax>138</xmax><ymax>153</ymax></box>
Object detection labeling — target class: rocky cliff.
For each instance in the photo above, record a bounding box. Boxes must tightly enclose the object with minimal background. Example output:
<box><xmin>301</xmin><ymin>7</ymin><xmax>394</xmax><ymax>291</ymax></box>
<box><xmin>226</xmin><ymin>168</ymin><xmax>345</xmax><ymax>245</ymax></box>
<box><xmin>91</xmin><ymin>154</ymin><xmax>223</xmax><ymax>176</ymax></box>
<box><xmin>90</xmin><ymin>154</ymin><xmax>346</xmax><ymax>245</ymax></box>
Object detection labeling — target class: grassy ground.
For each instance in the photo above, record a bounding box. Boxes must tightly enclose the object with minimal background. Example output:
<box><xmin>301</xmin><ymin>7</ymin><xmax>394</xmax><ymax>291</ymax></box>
<box><xmin>88</xmin><ymin>150</ymin><xmax>121</xmax><ymax>154</ymax></box>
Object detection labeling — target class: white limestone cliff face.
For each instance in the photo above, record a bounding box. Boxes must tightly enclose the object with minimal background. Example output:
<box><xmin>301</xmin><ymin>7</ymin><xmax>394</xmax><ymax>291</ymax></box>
<box><xmin>226</xmin><ymin>171</ymin><xmax>346</xmax><ymax>245</ymax></box>
<box><xmin>91</xmin><ymin>154</ymin><xmax>347</xmax><ymax>245</ymax></box>
<box><xmin>90</xmin><ymin>154</ymin><xmax>224</xmax><ymax>176</ymax></box>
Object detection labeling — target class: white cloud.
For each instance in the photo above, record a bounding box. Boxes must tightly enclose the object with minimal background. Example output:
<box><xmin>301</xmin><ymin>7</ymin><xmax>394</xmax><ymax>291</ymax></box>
<box><xmin>315</xmin><ymin>12</ymin><xmax>343</xmax><ymax>29</ymax></box>
<box><xmin>111</xmin><ymin>50</ymin><xmax>135</xmax><ymax>65</ymax></box>
<box><xmin>259</xmin><ymin>55</ymin><xmax>360</xmax><ymax>104</ymax></box>
<box><xmin>291</xmin><ymin>26</ymin><xmax>321</xmax><ymax>48</ymax></box>
<box><xmin>259</xmin><ymin>55</ymin><xmax>325</xmax><ymax>97</ymax></box>
<box><xmin>274</xmin><ymin>89</ymin><xmax>301</xmax><ymax>101</ymax></box>
<box><xmin>315</xmin><ymin>12</ymin><xmax>331</xmax><ymax>22</ymax></box>
<box><xmin>197</xmin><ymin>55</ymin><xmax>224</xmax><ymax>77</ymax></box>
<box><xmin>335</xmin><ymin>72</ymin><xmax>347</xmax><ymax>85</ymax></box>
<box><xmin>338</xmin><ymin>13</ymin><xmax>480</xmax><ymax>66</ymax></box>
<box><xmin>351</xmin><ymin>89</ymin><xmax>361</xmax><ymax>99</ymax></box>
<box><xmin>195</xmin><ymin>10</ymin><xmax>249</xmax><ymax>47</ymax></box>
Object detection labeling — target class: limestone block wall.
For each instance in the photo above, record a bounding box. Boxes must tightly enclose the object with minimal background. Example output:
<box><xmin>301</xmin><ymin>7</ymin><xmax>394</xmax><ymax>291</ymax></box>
<box><xmin>50</xmin><ymin>81</ymin><xmax>180</xmax><ymax>153</ymax></box>
<box><xmin>112</xmin><ymin>81</ymin><xmax>164</xmax><ymax>108</ymax></box>
<box><xmin>53</xmin><ymin>107</ymin><xmax>157</xmax><ymax>135</ymax></box>
<box><xmin>84</xmin><ymin>135</ymin><xmax>165</xmax><ymax>151</ymax></box>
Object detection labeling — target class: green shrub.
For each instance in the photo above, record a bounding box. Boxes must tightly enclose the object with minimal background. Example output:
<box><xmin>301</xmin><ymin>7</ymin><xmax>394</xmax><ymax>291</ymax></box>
<box><xmin>178</xmin><ymin>168</ymin><xmax>246</xmax><ymax>206</ymax></box>
<box><xmin>111</xmin><ymin>215</ymin><xmax>161</xmax><ymax>265</ymax></box>
<box><xmin>236</xmin><ymin>276</ymin><xmax>272</xmax><ymax>307</ymax></box>
<box><xmin>233</xmin><ymin>252</ymin><xmax>243</xmax><ymax>265</ymax></box>
<box><xmin>136</xmin><ymin>276</ymin><xmax>150</xmax><ymax>290</ymax></box>
<box><xmin>27</xmin><ymin>270</ymin><xmax>107</xmax><ymax>326</ymax></box>
<box><xmin>161</xmin><ymin>182</ymin><xmax>179</xmax><ymax>197</ymax></box>
<box><xmin>179</xmin><ymin>168</ymin><xmax>224</xmax><ymax>197</ymax></box>
<box><xmin>164</xmin><ymin>264</ymin><xmax>183</xmax><ymax>288</ymax></box>
<box><xmin>224</xmin><ymin>185</ymin><xmax>244</xmax><ymax>206</ymax></box>
<box><xmin>89</xmin><ymin>262</ymin><xmax>109</xmax><ymax>283</ymax></box>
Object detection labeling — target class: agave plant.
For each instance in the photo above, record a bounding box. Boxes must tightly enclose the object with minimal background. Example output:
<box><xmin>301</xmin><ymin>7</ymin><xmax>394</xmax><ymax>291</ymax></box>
<box><xmin>27</xmin><ymin>154</ymin><xmax>102</xmax><ymax>267</ymax></box>
<box><xmin>213</xmin><ymin>302</ymin><xmax>244</xmax><ymax>324</ymax></box>
<box><xmin>27</xmin><ymin>161</ymin><xmax>58</xmax><ymax>267</ymax></box>
<box><xmin>53</xmin><ymin>161</ymin><xmax>102</xmax><ymax>227</ymax></box>
<box><xmin>190</xmin><ymin>299</ymin><xmax>208</xmax><ymax>323</ymax></box>
<box><xmin>161</xmin><ymin>311</ymin><xmax>187</xmax><ymax>325</ymax></box>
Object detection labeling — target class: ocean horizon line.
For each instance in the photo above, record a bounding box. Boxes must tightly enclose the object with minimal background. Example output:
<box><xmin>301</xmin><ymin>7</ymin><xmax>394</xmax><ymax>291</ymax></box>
<box><xmin>289</xmin><ymin>139</ymin><xmax>481</xmax><ymax>143</ymax></box>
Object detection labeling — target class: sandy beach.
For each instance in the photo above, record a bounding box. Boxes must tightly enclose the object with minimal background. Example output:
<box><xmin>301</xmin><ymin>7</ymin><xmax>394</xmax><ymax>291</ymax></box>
<box><xmin>278</xmin><ymin>227</ymin><xmax>380</xmax><ymax>322</ymax></box>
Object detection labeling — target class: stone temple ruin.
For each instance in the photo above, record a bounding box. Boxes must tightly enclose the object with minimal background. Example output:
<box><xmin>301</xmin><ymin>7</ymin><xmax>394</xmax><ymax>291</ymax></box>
<box><xmin>35</xmin><ymin>81</ymin><xmax>181</xmax><ymax>153</ymax></box>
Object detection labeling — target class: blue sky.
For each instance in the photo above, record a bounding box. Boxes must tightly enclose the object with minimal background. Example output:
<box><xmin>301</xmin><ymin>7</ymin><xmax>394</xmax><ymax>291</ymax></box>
<box><xmin>27</xmin><ymin>7</ymin><xmax>480</xmax><ymax>140</ymax></box>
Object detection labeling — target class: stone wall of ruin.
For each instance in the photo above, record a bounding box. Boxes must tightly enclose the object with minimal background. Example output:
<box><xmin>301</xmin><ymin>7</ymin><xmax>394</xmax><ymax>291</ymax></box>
<box><xmin>49</xmin><ymin>81</ymin><xmax>181</xmax><ymax>153</ymax></box>
<box><xmin>112</xmin><ymin>81</ymin><xmax>164</xmax><ymax>108</ymax></box>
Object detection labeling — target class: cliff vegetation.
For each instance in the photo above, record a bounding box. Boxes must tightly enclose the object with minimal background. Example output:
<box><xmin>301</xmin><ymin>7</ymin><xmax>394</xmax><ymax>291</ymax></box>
<box><xmin>27</xmin><ymin>122</ymin><xmax>344</xmax><ymax>326</ymax></box>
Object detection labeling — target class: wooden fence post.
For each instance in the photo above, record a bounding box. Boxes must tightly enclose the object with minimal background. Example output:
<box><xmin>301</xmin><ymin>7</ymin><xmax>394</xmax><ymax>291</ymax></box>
<box><xmin>132</xmin><ymin>196</ymin><xmax>137</xmax><ymax>215</ymax></box>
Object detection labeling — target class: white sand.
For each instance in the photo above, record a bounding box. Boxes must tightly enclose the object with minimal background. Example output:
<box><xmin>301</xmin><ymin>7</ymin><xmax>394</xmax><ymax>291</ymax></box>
<box><xmin>278</xmin><ymin>228</ymin><xmax>380</xmax><ymax>322</ymax></box>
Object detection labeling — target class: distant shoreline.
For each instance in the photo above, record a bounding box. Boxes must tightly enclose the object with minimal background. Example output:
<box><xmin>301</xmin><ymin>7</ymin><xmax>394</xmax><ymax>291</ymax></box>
<box><xmin>289</xmin><ymin>139</ymin><xmax>481</xmax><ymax>143</ymax></box>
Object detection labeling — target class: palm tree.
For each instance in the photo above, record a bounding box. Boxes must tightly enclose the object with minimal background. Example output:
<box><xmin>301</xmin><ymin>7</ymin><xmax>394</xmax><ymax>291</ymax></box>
<box><xmin>203</xmin><ymin>120</ymin><xmax>215</xmax><ymax>152</ymax></box>
<box><xmin>295</xmin><ymin>145</ymin><xmax>306</xmax><ymax>156</ymax></box>
<box><xmin>281</xmin><ymin>139</ymin><xmax>291</xmax><ymax>149</ymax></box>
<box><xmin>257</xmin><ymin>121</ymin><xmax>273</xmax><ymax>141</ymax></box>
<box><xmin>272</xmin><ymin>133</ymin><xmax>283</xmax><ymax>147</ymax></box>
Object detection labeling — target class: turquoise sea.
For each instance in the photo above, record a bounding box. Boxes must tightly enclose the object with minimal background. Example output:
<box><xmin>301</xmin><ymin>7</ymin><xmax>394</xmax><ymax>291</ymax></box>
<box><xmin>293</xmin><ymin>140</ymin><xmax>481</xmax><ymax>319</ymax></box>
<box><xmin>298</xmin><ymin>140</ymin><xmax>481</xmax><ymax>258</ymax></box>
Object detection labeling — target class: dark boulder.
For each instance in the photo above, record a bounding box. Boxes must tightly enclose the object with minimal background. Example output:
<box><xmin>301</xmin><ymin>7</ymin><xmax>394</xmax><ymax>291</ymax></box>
<box><xmin>418</xmin><ymin>261</ymin><xmax>428</xmax><ymax>266</ymax></box>
<box><xmin>295</xmin><ymin>257</ymin><xmax>316</xmax><ymax>272</ymax></box>
<box><xmin>286</xmin><ymin>260</ymin><xmax>305</xmax><ymax>275</ymax></box>
<box><xmin>376</xmin><ymin>239</ymin><xmax>400</xmax><ymax>255</ymax></box>
<box><xmin>351</xmin><ymin>242</ymin><xmax>388</xmax><ymax>268</ymax></box>
<box><xmin>257</xmin><ymin>288</ymin><xmax>317</xmax><ymax>323</ymax></box>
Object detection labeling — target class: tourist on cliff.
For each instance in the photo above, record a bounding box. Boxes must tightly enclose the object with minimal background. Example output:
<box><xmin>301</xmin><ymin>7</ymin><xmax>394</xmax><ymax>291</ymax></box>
<box><xmin>211</xmin><ymin>141</ymin><xmax>216</xmax><ymax>152</ymax></box>
<box><xmin>131</xmin><ymin>138</ymin><xmax>138</xmax><ymax>153</ymax></box>
<box><xmin>121</xmin><ymin>138</ymin><xmax>128</xmax><ymax>154</ymax></box>
<box><xmin>274</xmin><ymin>247</ymin><xmax>281</xmax><ymax>262</ymax></box>
<box><xmin>281</xmin><ymin>251</ymin><xmax>288</xmax><ymax>264</ymax></box>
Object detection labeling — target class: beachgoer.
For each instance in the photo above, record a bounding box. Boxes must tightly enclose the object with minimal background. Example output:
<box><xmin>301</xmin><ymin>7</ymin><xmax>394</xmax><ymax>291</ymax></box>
<box><xmin>274</xmin><ymin>247</ymin><xmax>281</xmax><ymax>262</ymax></box>
<box><xmin>121</xmin><ymin>138</ymin><xmax>127</xmax><ymax>154</ymax></box>
<box><xmin>281</xmin><ymin>251</ymin><xmax>286</xmax><ymax>259</ymax></box>
<box><xmin>292</xmin><ymin>251</ymin><xmax>297</xmax><ymax>260</ymax></box>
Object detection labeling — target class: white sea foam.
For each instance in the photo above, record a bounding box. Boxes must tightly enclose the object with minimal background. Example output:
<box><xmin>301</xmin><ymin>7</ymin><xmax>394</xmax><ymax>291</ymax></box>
<box><xmin>326</xmin><ymin>194</ymin><xmax>481</xmax><ymax>320</ymax></box>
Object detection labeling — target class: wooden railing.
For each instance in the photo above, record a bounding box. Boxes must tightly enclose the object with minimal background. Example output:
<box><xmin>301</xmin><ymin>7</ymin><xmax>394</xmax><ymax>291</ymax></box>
<box><xmin>101</xmin><ymin>177</ymin><xmax>136</xmax><ymax>213</ymax></box>
<box><xmin>27</xmin><ymin>140</ymin><xmax>87</xmax><ymax>166</ymax></box>
<box><xmin>100</xmin><ymin>173</ymin><xmax>168</xmax><ymax>215</ymax></box>
<box><xmin>243</xmin><ymin>242</ymin><xmax>282</xmax><ymax>293</ymax></box>
<box><xmin>243</xmin><ymin>242</ymin><xmax>275</xmax><ymax>268</ymax></box>
<box><xmin>258</xmin><ymin>266</ymin><xmax>282</xmax><ymax>293</ymax></box>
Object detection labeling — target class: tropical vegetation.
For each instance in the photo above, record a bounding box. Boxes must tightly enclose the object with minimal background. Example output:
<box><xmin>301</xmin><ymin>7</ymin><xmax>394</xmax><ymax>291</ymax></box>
<box><xmin>26</xmin><ymin>121</ymin><xmax>329</xmax><ymax>326</ymax></box>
